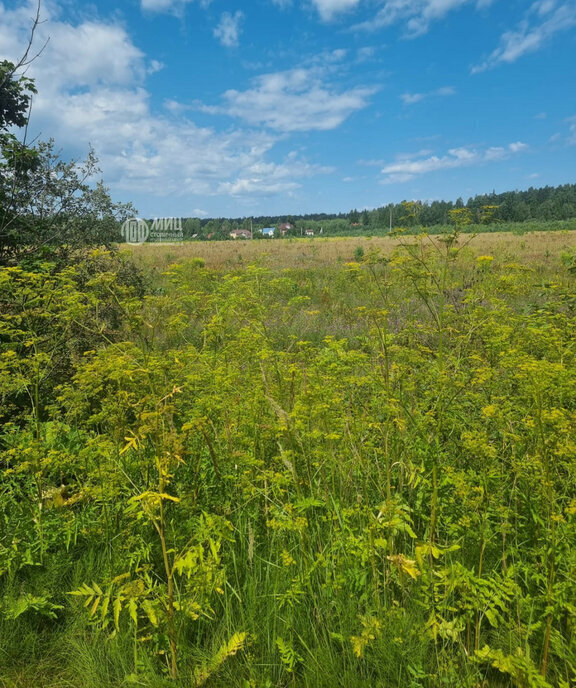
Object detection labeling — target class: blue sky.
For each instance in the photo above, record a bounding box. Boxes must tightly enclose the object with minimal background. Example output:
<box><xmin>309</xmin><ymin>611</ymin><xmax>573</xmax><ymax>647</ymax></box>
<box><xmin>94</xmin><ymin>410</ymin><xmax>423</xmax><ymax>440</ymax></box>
<box><xmin>1</xmin><ymin>0</ymin><xmax>575</xmax><ymax>218</ymax></box>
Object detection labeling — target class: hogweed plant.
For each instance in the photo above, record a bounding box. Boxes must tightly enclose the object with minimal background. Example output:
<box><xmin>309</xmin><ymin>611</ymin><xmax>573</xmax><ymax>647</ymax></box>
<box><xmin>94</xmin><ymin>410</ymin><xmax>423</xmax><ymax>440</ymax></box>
<box><xmin>1</xmin><ymin>236</ymin><xmax>576</xmax><ymax>686</ymax></box>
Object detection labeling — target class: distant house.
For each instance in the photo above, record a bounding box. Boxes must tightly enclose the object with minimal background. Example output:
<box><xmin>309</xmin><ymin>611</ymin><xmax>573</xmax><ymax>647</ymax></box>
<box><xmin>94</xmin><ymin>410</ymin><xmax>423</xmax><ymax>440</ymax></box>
<box><xmin>261</xmin><ymin>227</ymin><xmax>275</xmax><ymax>237</ymax></box>
<box><xmin>279</xmin><ymin>222</ymin><xmax>294</xmax><ymax>236</ymax></box>
<box><xmin>230</xmin><ymin>229</ymin><xmax>252</xmax><ymax>239</ymax></box>
<box><xmin>305</xmin><ymin>228</ymin><xmax>315</xmax><ymax>236</ymax></box>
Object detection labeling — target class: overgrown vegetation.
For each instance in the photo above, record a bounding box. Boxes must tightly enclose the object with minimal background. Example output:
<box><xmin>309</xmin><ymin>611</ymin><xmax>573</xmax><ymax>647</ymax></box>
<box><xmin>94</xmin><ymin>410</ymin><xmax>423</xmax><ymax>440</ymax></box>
<box><xmin>2</xmin><ymin>231</ymin><xmax>576</xmax><ymax>687</ymax></box>
<box><xmin>2</xmin><ymin>26</ymin><xmax>576</xmax><ymax>687</ymax></box>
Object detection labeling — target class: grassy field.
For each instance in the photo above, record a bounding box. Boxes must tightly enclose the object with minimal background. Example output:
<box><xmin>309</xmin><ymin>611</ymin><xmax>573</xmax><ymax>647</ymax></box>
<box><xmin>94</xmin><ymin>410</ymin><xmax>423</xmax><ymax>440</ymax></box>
<box><xmin>125</xmin><ymin>229</ymin><xmax>576</xmax><ymax>270</ymax></box>
<box><xmin>1</xmin><ymin>229</ymin><xmax>576</xmax><ymax>687</ymax></box>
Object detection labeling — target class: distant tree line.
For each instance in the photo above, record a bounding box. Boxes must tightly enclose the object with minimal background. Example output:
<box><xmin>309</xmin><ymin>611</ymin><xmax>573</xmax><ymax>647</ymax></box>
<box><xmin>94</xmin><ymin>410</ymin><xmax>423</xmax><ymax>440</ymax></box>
<box><xmin>181</xmin><ymin>183</ymin><xmax>576</xmax><ymax>239</ymax></box>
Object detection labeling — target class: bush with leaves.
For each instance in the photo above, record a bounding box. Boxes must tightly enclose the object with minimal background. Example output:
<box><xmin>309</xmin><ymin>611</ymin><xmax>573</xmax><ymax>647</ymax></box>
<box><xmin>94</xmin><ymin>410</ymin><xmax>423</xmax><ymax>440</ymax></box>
<box><xmin>0</xmin><ymin>59</ymin><xmax>134</xmax><ymax>266</ymax></box>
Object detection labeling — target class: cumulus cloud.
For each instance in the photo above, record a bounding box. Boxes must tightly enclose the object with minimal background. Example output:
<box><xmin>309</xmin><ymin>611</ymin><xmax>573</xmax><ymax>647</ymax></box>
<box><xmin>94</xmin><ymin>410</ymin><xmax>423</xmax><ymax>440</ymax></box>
<box><xmin>0</xmin><ymin>3</ymin><xmax>147</xmax><ymax>88</ymax></box>
<box><xmin>216</xmin><ymin>152</ymin><xmax>333</xmax><ymax>196</ymax></box>
<box><xmin>0</xmin><ymin>0</ymin><xmax>330</xmax><ymax>205</ymax></box>
<box><xmin>213</xmin><ymin>11</ymin><xmax>244</xmax><ymax>48</ymax></box>
<box><xmin>471</xmin><ymin>1</ymin><xmax>576</xmax><ymax>73</ymax></box>
<box><xmin>400</xmin><ymin>85</ymin><xmax>455</xmax><ymax>104</ymax></box>
<box><xmin>508</xmin><ymin>141</ymin><xmax>529</xmax><ymax>153</ymax></box>
<box><xmin>212</xmin><ymin>67</ymin><xmax>377</xmax><ymax>132</ymax></box>
<box><xmin>380</xmin><ymin>141</ymin><xmax>528</xmax><ymax>183</ymax></box>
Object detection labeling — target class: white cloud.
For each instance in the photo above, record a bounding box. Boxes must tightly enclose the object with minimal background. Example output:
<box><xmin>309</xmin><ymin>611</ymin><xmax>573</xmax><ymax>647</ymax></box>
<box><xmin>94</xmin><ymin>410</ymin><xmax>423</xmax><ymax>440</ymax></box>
<box><xmin>217</xmin><ymin>154</ymin><xmax>333</xmax><ymax>196</ymax></box>
<box><xmin>401</xmin><ymin>92</ymin><xmax>426</xmax><ymax>104</ymax></box>
<box><xmin>356</xmin><ymin>46</ymin><xmax>376</xmax><ymax>61</ymax></box>
<box><xmin>353</xmin><ymin>0</ymin><xmax>493</xmax><ymax>36</ymax></box>
<box><xmin>380</xmin><ymin>141</ymin><xmax>528</xmax><ymax>183</ymax></box>
<box><xmin>509</xmin><ymin>141</ymin><xmax>529</xmax><ymax>153</ymax></box>
<box><xmin>213</xmin><ymin>11</ymin><xmax>244</xmax><ymax>48</ymax></box>
<box><xmin>141</xmin><ymin>0</ymin><xmax>211</xmax><ymax>13</ymax></box>
<box><xmin>406</xmin><ymin>0</ymin><xmax>475</xmax><ymax>36</ymax></box>
<box><xmin>533</xmin><ymin>0</ymin><xmax>557</xmax><ymax>16</ymax></box>
<box><xmin>311</xmin><ymin>0</ymin><xmax>361</xmax><ymax>21</ymax></box>
<box><xmin>148</xmin><ymin>60</ymin><xmax>164</xmax><ymax>74</ymax></box>
<box><xmin>218</xmin><ymin>178</ymin><xmax>299</xmax><ymax>196</ymax></box>
<box><xmin>216</xmin><ymin>67</ymin><xmax>377</xmax><ymax>132</ymax></box>
<box><xmin>471</xmin><ymin>1</ymin><xmax>576</xmax><ymax>73</ymax></box>
<box><xmin>0</xmin><ymin>1</ymin><xmax>330</xmax><ymax>206</ymax></box>
<box><xmin>400</xmin><ymin>85</ymin><xmax>455</xmax><ymax>104</ymax></box>
<box><xmin>0</xmin><ymin>3</ymin><xmax>147</xmax><ymax>88</ymax></box>
<box><xmin>141</xmin><ymin>0</ymin><xmax>178</xmax><ymax>10</ymax></box>
<box><xmin>483</xmin><ymin>146</ymin><xmax>506</xmax><ymax>161</ymax></box>
<box><xmin>327</xmin><ymin>48</ymin><xmax>348</xmax><ymax>61</ymax></box>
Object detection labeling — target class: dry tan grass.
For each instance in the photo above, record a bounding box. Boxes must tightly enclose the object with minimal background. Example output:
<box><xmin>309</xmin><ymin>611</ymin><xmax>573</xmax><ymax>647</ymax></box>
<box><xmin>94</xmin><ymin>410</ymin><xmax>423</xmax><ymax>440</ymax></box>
<box><xmin>123</xmin><ymin>230</ymin><xmax>576</xmax><ymax>271</ymax></box>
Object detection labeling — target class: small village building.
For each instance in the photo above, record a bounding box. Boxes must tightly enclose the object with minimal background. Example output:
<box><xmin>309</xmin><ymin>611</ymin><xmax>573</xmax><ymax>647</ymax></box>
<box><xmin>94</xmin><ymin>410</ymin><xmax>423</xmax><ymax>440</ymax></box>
<box><xmin>229</xmin><ymin>229</ymin><xmax>252</xmax><ymax>239</ymax></box>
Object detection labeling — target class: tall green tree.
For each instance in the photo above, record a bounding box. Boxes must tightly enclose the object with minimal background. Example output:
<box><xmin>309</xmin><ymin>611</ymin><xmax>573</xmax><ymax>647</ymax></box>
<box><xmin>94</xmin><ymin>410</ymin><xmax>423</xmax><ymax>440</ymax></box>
<box><xmin>0</xmin><ymin>58</ymin><xmax>134</xmax><ymax>266</ymax></box>
<box><xmin>0</xmin><ymin>59</ymin><xmax>37</xmax><ymax>130</ymax></box>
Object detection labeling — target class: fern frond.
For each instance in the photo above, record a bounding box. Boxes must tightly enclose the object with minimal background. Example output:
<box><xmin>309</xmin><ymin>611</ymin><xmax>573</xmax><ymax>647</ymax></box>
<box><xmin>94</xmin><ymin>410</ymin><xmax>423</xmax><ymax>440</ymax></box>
<box><xmin>192</xmin><ymin>631</ymin><xmax>248</xmax><ymax>687</ymax></box>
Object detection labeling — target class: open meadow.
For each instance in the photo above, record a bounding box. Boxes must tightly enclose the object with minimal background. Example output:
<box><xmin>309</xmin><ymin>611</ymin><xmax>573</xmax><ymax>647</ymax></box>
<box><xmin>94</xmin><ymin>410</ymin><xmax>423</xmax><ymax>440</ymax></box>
<box><xmin>126</xmin><ymin>228</ymin><xmax>576</xmax><ymax>270</ymax></box>
<box><xmin>1</xmin><ymin>229</ymin><xmax>576</xmax><ymax>687</ymax></box>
